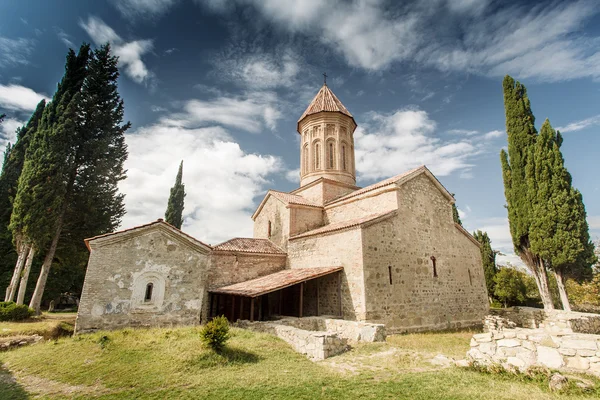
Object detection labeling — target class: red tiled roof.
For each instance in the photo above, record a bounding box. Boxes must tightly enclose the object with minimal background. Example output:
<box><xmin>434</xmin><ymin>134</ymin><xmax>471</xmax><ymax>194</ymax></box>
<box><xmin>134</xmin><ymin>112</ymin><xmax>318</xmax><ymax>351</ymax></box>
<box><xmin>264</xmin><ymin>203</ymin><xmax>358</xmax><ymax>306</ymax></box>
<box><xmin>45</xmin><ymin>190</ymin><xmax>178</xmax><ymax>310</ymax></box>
<box><xmin>84</xmin><ymin>219</ymin><xmax>212</xmax><ymax>251</ymax></box>
<box><xmin>269</xmin><ymin>190</ymin><xmax>321</xmax><ymax>208</ymax></box>
<box><xmin>297</xmin><ymin>84</ymin><xmax>354</xmax><ymax>128</ymax></box>
<box><xmin>210</xmin><ymin>266</ymin><xmax>343</xmax><ymax>297</ymax></box>
<box><xmin>290</xmin><ymin>210</ymin><xmax>397</xmax><ymax>240</ymax></box>
<box><xmin>212</xmin><ymin>238</ymin><xmax>286</xmax><ymax>254</ymax></box>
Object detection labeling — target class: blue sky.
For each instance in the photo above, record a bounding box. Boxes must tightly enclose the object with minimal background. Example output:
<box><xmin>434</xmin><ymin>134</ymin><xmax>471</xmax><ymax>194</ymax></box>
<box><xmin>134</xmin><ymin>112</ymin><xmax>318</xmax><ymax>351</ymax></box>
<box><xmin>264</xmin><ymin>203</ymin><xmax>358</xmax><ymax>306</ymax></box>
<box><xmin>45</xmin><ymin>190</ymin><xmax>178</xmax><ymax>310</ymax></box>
<box><xmin>0</xmin><ymin>0</ymin><xmax>599</xmax><ymax>264</ymax></box>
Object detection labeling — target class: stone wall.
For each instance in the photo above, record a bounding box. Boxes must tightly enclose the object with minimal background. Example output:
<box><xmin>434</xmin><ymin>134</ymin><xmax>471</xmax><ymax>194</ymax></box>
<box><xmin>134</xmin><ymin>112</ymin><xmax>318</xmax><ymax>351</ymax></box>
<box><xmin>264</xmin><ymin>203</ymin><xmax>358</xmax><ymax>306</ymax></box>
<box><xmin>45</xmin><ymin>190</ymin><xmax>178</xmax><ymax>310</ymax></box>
<box><xmin>361</xmin><ymin>174</ymin><xmax>489</xmax><ymax>332</ymax></box>
<box><xmin>287</xmin><ymin>228</ymin><xmax>365</xmax><ymax>320</ymax></box>
<box><xmin>490</xmin><ymin>307</ymin><xmax>600</xmax><ymax>334</ymax></box>
<box><xmin>468</xmin><ymin>328</ymin><xmax>600</xmax><ymax>376</ymax></box>
<box><xmin>236</xmin><ymin>320</ymin><xmax>348</xmax><ymax>361</ymax></box>
<box><xmin>292</xmin><ymin>179</ymin><xmax>356</xmax><ymax>205</ymax></box>
<box><xmin>324</xmin><ymin>189</ymin><xmax>397</xmax><ymax>224</ymax></box>
<box><xmin>76</xmin><ymin>227</ymin><xmax>210</xmax><ymax>333</ymax></box>
<box><xmin>289</xmin><ymin>206</ymin><xmax>323</xmax><ymax>237</ymax></box>
<box><xmin>209</xmin><ymin>252</ymin><xmax>286</xmax><ymax>288</ymax></box>
<box><xmin>266</xmin><ymin>316</ymin><xmax>386</xmax><ymax>342</ymax></box>
<box><xmin>253</xmin><ymin>196</ymin><xmax>291</xmax><ymax>250</ymax></box>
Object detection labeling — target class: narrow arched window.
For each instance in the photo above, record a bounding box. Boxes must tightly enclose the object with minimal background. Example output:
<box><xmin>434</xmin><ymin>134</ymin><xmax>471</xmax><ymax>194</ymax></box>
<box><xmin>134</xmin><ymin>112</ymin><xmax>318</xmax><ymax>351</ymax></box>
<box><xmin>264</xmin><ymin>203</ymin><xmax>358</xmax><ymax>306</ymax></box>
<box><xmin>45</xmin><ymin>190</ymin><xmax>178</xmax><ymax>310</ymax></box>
<box><xmin>303</xmin><ymin>144</ymin><xmax>309</xmax><ymax>174</ymax></box>
<box><xmin>388</xmin><ymin>266</ymin><xmax>393</xmax><ymax>285</ymax></box>
<box><xmin>468</xmin><ymin>269</ymin><xmax>473</xmax><ymax>286</ymax></box>
<box><xmin>431</xmin><ymin>256</ymin><xmax>437</xmax><ymax>278</ymax></box>
<box><xmin>315</xmin><ymin>143</ymin><xmax>320</xmax><ymax>169</ymax></box>
<box><xmin>329</xmin><ymin>142</ymin><xmax>334</xmax><ymax>168</ymax></box>
<box><xmin>268</xmin><ymin>221</ymin><xmax>272</xmax><ymax>238</ymax></box>
<box><xmin>144</xmin><ymin>283</ymin><xmax>154</xmax><ymax>302</ymax></box>
<box><xmin>342</xmin><ymin>146</ymin><xmax>347</xmax><ymax>170</ymax></box>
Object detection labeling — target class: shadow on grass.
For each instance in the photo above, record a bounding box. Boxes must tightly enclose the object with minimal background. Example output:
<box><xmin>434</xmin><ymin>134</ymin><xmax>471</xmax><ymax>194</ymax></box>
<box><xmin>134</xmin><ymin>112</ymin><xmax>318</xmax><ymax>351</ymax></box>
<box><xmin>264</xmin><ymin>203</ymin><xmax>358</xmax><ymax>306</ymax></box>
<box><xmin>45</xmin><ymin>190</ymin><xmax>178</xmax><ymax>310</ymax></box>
<box><xmin>186</xmin><ymin>346</ymin><xmax>262</xmax><ymax>370</ymax></box>
<box><xmin>0</xmin><ymin>365</ymin><xmax>29</xmax><ymax>400</ymax></box>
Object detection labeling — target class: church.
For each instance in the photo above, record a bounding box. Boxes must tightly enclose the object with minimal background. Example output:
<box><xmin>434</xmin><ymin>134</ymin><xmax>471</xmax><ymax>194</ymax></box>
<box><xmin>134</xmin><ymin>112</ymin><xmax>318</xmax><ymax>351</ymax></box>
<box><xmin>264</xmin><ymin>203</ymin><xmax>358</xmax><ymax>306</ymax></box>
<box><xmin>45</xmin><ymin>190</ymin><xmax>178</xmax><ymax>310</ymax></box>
<box><xmin>75</xmin><ymin>83</ymin><xmax>489</xmax><ymax>334</ymax></box>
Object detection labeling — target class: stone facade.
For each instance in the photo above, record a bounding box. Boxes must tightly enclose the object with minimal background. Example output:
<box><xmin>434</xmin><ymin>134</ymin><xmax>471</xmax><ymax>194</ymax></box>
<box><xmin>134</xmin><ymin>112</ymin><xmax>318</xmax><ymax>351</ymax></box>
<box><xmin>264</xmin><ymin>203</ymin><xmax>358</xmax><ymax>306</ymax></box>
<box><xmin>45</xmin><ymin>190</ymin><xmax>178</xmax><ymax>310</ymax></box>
<box><xmin>77</xmin><ymin>83</ymin><xmax>489</xmax><ymax>337</ymax></box>
<box><xmin>490</xmin><ymin>307</ymin><xmax>600</xmax><ymax>334</ymax></box>
<box><xmin>76</xmin><ymin>222</ymin><xmax>211</xmax><ymax>333</ymax></box>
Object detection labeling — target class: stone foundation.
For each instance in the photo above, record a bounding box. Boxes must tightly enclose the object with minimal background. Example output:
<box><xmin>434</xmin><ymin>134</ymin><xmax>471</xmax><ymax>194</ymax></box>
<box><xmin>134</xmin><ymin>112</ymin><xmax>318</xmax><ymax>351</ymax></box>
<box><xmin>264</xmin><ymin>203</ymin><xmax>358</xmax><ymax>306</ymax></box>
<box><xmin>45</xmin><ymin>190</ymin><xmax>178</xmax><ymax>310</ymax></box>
<box><xmin>490</xmin><ymin>307</ymin><xmax>600</xmax><ymax>334</ymax></box>
<box><xmin>236</xmin><ymin>316</ymin><xmax>386</xmax><ymax>360</ymax></box>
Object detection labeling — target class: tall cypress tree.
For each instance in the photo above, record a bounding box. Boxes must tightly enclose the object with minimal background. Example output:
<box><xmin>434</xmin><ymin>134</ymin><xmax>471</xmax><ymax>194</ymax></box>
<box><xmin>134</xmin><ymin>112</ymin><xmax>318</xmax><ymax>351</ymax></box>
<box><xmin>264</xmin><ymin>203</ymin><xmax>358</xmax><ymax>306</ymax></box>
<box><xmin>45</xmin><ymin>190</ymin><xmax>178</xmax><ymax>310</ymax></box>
<box><xmin>26</xmin><ymin>43</ymin><xmax>129</xmax><ymax>313</ymax></box>
<box><xmin>473</xmin><ymin>230</ymin><xmax>497</xmax><ymax>303</ymax></box>
<box><xmin>0</xmin><ymin>101</ymin><xmax>45</xmax><ymax>291</ymax></box>
<box><xmin>529</xmin><ymin>120</ymin><xmax>596</xmax><ymax>310</ymax></box>
<box><xmin>501</xmin><ymin>75</ymin><xmax>554</xmax><ymax>309</ymax></box>
<box><xmin>165</xmin><ymin>161</ymin><xmax>185</xmax><ymax>229</ymax></box>
<box><xmin>10</xmin><ymin>44</ymin><xmax>91</xmax><ymax>313</ymax></box>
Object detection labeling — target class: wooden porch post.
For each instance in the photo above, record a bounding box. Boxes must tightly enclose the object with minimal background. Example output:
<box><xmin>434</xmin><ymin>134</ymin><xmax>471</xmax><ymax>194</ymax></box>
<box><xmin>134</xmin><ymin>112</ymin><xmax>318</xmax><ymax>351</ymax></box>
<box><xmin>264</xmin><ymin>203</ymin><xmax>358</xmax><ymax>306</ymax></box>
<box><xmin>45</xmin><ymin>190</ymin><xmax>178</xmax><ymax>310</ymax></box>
<box><xmin>338</xmin><ymin>272</ymin><xmax>343</xmax><ymax>317</ymax></box>
<box><xmin>299</xmin><ymin>282</ymin><xmax>304</xmax><ymax>318</ymax></box>
<box><xmin>239</xmin><ymin>297</ymin><xmax>244</xmax><ymax>320</ymax></box>
<box><xmin>231</xmin><ymin>295</ymin><xmax>236</xmax><ymax>322</ymax></box>
<box><xmin>316</xmin><ymin>282</ymin><xmax>320</xmax><ymax>317</ymax></box>
<box><xmin>216</xmin><ymin>295</ymin><xmax>221</xmax><ymax>317</ymax></box>
<box><xmin>258</xmin><ymin>296</ymin><xmax>263</xmax><ymax>321</ymax></box>
<box><xmin>250</xmin><ymin>298</ymin><xmax>255</xmax><ymax>322</ymax></box>
<box><xmin>278</xmin><ymin>290</ymin><xmax>283</xmax><ymax>316</ymax></box>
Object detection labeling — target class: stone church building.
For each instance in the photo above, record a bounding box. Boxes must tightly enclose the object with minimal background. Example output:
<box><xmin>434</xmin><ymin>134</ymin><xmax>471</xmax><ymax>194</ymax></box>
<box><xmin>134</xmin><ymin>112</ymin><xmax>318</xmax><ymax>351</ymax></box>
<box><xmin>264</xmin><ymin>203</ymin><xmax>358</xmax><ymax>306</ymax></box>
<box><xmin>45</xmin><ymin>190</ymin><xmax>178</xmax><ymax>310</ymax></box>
<box><xmin>75</xmin><ymin>84</ymin><xmax>489</xmax><ymax>334</ymax></box>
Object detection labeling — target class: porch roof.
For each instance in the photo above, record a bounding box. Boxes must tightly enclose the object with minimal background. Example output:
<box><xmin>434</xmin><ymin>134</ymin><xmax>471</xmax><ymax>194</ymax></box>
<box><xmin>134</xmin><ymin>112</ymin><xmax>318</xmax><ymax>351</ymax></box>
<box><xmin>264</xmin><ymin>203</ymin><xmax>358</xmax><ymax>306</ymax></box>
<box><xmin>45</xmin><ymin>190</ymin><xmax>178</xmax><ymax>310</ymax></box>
<box><xmin>209</xmin><ymin>266</ymin><xmax>343</xmax><ymax>298</ymax></box>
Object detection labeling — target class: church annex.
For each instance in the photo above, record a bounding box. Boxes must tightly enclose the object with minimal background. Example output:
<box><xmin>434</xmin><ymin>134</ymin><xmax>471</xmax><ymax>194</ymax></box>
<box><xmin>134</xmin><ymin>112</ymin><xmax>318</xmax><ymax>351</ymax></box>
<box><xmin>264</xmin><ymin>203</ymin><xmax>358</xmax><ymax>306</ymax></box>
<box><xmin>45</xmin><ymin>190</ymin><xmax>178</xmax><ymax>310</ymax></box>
<box><xmin>75</xmin><ymin>84</ymin><xmax>489</xmax><ymax>334</ymax></box>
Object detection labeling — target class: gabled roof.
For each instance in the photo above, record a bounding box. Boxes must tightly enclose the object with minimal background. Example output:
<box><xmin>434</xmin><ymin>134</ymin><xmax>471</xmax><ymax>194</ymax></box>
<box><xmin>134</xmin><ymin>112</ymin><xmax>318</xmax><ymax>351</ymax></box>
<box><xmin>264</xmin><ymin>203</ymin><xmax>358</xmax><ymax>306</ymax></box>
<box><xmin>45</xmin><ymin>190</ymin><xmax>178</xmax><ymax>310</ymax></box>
<box><xmin>290</xmin><ymin>210</ymin><xmax>397</xmax><ymax>240</ymax></box>
<box><xmin>252</xmin><ymin>190</ymin><xmax>322</xmax><ymax>220</ymax></box>
<box><xmin>210</xmin><ymin>266</ymin><xmax>343</xmax><ymax>297</ymax></box>
<box><xmin>84</xmin><ymin>219</ymin><xmax>212</xmax><ymax>253</ymax></box>
<box><xmin>325</xmin><ymin>165</ymin><xmax>455</xmax><ymax>207</ymax></box>
<box><xmin>297</xmin><ymin>84</ymin><xmax>355</xmax><ymax>131</ymax></box>
<box><xmin>212</xmin><ymin>238</ymin><xmax>286</xmax><ymax>255</ymax></box>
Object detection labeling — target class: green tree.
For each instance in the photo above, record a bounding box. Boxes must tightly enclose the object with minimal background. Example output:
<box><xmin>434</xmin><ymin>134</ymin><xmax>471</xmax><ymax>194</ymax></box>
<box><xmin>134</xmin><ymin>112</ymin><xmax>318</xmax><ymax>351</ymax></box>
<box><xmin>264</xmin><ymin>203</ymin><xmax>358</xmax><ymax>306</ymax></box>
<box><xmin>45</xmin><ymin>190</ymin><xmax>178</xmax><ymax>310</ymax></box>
<box><xmin>528</xmin><ymin>120</ymin><xmax>596</xmax><ymax>311</ymax></box>
<box><xmin>165</xmin><ymin>161</ymin><xmax>185</xmax><ymax>229</ymax></box>
<box><xmin>473</xmin><ymin>230</ymin><xmax>497</xmax><ymax>302</ymax></box>
<box><xmin>500</xmin><ymin>75</ymin><xmax>554</xmax><ymax>309</ymax></box>
<box><xmin>0</xmin><ymin>101</ymin><xmax>45</xmax><ymax>299</ymax></box>
<box><xmin>26</xmin><ymin>44</ymin><xmax>129</xmax><ymax>313</ymax></box>
<box><xmin>494</xmin><ymin>267</ymin><xmax>527</xmax><ymax>308</ymax></box>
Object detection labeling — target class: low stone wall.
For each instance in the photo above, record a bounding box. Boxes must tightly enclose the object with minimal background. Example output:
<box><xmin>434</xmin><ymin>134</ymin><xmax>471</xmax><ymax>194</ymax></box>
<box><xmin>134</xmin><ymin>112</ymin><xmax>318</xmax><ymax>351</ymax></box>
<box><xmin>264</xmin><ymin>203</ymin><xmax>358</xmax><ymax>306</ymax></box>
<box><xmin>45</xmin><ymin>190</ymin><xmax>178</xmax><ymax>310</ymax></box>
<box><xmin>267</xmin><ymin>316</ymin><xmax>386</xmax><ymax>342</ymax></box>
<box><xmin>489</xmin><ymin>307</ymin><xmax>600</xmax><ymax>334</ymax></box>
<box><xmin>468</xmin><ymin>328</ymin><xmax>600</xmax><ymax>376</ymax></box>
<box><xmin>236</xmin><ymin>320</ymin><xmax>348</xmax><ymax>360</ymax></box>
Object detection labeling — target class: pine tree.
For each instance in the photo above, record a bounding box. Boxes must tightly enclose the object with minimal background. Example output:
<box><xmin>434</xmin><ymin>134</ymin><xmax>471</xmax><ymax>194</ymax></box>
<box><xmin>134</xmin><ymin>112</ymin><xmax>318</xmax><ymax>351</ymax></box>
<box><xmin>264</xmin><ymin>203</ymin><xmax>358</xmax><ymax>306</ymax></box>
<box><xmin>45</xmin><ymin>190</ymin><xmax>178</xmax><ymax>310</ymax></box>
<box><xmin>473</xmin><ymin>230</ymin><xmax>497</xmax><ymax>303</ymax></box>
<box><xmin>26</xmin><ymin>44</ymin><xmax>129</xmax><ymax>314</ymax></box>
<box><xmin>0</xmin><ymin>100</ymin><xmax>45</xmax><ymax>296</ymax></box>
<box><xmin>9</xmin><ymin>44</ymin><xmax>91</xmax><ymax>313</ymax></box>
<box><xmin>500</xmin><ymin>75</ymin><xmax>554</xmax><ymax>309</ymax></box>
<box><xmin>165</xmin><ymin>161</ymin><xmax>185</xmax><ymax>229</ymax></box>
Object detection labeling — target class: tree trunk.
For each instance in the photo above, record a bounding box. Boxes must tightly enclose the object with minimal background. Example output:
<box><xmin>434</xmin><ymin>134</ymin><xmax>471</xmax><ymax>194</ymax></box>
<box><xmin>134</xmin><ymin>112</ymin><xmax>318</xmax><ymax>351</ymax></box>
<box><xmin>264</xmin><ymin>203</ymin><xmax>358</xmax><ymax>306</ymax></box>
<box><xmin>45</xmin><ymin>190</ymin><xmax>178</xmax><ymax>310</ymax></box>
<box><xmin>29</xmin><ymin>215</ymin><xmax>65</xmax><ymax>315</ymax></box>
<box><xmin>16</xmin><ymin>246</ymin><xmax>36</xmax><ymax>305</ymax></box>
<box><xmin>5</xmin><ymin>243</ymin><xmax>29</xmax><ymax>302</ymax></box>
<box><xmin>521</xmin><ymin>250</ymin><xmax>554</xmax><ymax>310</ymax></box>
<box><xmin>554</xmin><ymin>269</ymin><xmax>571</xmax><ymax>312</ymax></box>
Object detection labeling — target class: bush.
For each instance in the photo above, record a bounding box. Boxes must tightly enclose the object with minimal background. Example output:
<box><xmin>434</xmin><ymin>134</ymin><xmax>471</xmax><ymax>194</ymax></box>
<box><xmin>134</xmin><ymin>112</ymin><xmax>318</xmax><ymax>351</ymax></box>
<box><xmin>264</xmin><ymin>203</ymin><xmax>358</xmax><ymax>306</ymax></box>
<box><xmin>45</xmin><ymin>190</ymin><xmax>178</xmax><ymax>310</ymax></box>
<box><xmin>200</xmin><ymin>315</ymin><xmax>230</xmax><ymax>352</ymax></box>
<box><xmin>0</xmin><ymin>301</ymin><xmax>34</xmax><ymax>321</ymax></box>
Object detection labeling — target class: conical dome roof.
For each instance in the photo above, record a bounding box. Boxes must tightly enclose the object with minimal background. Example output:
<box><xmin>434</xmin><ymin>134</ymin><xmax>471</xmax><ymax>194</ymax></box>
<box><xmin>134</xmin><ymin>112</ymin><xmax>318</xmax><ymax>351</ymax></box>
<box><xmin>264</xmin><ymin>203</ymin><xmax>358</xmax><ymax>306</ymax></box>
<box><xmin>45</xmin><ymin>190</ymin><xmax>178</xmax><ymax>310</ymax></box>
<box><xmin>297</xmin><ymin>84</ymin><xmax>354</xmax><ymax>131</ymax></box>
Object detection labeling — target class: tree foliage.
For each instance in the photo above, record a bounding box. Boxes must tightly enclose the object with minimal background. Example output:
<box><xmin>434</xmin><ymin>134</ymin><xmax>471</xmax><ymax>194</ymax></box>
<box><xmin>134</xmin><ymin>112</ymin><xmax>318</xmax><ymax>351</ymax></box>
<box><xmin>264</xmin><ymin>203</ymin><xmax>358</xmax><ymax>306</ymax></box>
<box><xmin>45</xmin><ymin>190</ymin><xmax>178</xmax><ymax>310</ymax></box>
<box><xmin>494</xmin><ymin>267</ymin><xmax>527</xmax><ymax>307</ymax></box>
<box><xmin>473</xmin><ymin>230</ymin><xmax>497</xmax><ymax>300</ymax></box>
<box><xmin>165</xmin><ymin>161</ymin><xmax>185</xmax><ymax>229</ymax></box>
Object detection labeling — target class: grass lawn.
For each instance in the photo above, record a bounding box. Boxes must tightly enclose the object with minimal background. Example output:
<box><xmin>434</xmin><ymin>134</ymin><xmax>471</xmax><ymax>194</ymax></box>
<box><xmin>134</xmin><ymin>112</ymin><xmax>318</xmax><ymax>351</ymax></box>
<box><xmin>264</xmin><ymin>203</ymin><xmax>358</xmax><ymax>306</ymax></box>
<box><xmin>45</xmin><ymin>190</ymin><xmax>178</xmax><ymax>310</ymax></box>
<box><xmin>0</xmin><ymin>325</ymin><xmax>598</xmax><ymax>399</ymax></box>
<box><xmin>0</xmin><ymin>313</ymin><xmax>76</xmax><ymax>339</ymax></box>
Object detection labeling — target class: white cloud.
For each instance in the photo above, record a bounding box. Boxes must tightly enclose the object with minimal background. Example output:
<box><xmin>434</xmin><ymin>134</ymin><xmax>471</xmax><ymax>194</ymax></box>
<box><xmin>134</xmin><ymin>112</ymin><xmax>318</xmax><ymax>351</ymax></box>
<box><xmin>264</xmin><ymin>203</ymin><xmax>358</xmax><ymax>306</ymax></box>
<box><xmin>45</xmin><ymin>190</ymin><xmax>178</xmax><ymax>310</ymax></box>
<box><xmin>588</xmin><ymin>215</ymin><xmax>600</xmax><ymax>230</ymax></box>
<box><xmin>201</xmin><ymin>0</ymin><xmax>600</xmax><ymax>81</ymax></box>
<box><xmin>465</xmin><ymin>216</ymin><xmax>525</xmax><ymax>268</ymax></box>
<box><xmin>448</xmin><ymin>129</ymin><xmax>479</xmax><ymax>136</ymax></box>
<box><xmin>0</xmin><ymin>37</ymin><xmax>34</xmax><ymax>68</ymax></box>
<box><xmin>483</xmin><ymin>130</ymin><xmax>504</xmax><ymax>139</ymax></box>
<box><xmin>120</xmin><ymin>122</ymin><xmax>282</xmax><ymax>244</ymax></box>
<box><xmin>285</xmin><ymin>168</ymin><xmax>300</xmax><ymax>183</ymax></box>
<box><xmin>354</xmin><ymin>108</ymin><xmax>479</xmax><ymax>180</ymax></box>
<box><xmin>557</xmin><ymin>115</ymin><xmax>600</xmax><ymax>133</ymax></box>
<box><xmin>79</xmin><ymin>16</ymin><xmax>154</xmax><ymax>84</ymax></box>
<box><xmin>217</xmin><ymin>51</ymin><xmax>301</xmax><ymax>90</ymax></box>
<box><xmin>161</xmin><ymin>91</ymin><xmax>282</xmax><ymax>133</ymax></box>
<box><xmin>0</xmin><ymin>84</ymin><xmax>49</xmax><ymax>112</ymax></box>
<box><xmin>55</xmin><ymin>28</ymin><xmax>75</xmax><ymax>48</ymax></box>
<box><xmin>0</xmin><ymin>118</ymin><xmax>24</xmax><ymax>150</ymax></box>
<box><xmin>110</xmin><ymin>0</ymin><xmax>178</xmax><ymax>19</ymax></box>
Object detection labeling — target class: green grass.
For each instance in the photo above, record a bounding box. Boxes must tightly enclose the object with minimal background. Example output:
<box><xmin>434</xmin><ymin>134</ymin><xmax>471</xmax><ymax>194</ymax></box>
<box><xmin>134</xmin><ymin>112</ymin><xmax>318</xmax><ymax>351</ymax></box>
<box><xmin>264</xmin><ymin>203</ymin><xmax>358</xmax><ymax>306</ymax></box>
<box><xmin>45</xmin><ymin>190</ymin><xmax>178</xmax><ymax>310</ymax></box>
<box><xmin>0</xmin><ymin>312</ymin><xmax>76</xmax><ymax>338</ymax></box>
<box><xmin>0</xmin><ymin>325</ymin><xmax>598</xmax><ymax>399</ymax></box>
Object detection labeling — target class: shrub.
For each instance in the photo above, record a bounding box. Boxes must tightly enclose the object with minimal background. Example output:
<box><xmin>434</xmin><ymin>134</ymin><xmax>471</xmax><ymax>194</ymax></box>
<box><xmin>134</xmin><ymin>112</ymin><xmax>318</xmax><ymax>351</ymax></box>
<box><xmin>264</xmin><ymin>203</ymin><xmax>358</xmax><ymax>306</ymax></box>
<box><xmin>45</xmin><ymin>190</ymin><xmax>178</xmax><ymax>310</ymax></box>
<box><xmin>0</xmin><ymin>301</ymin><xmax>34</xmax><ymax>321</ymax></box>
<box><xmin>200</xmin><ymin>315</ymin><xmax>230</xmax><ymax>352</ymax></box>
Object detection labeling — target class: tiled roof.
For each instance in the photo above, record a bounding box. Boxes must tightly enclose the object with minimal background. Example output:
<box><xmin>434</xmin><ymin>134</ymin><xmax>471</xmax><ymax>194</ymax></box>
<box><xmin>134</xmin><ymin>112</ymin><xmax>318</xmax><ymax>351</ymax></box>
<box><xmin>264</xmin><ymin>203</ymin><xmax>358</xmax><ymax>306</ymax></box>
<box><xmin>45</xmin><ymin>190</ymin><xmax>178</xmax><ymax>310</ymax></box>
<box><xmin>298</xmin><ymin>84</ymin><xmax>353</xmax><ymax>125</ymax></box>
<box><xmin>325</xmin><ymin>166</ymin><xmax>426</xmax><ymax>206</ymax></box>
<box><xmin>269</xmin><ymin>190</ymin><xmax>321</xmax><ymax>208</ymax></box>
<box><xmin>84</xmin><ymin>219</ymin><xmax>212</xmax><ymax>251</ymax></box>
<box><xmin>290</xmin><ymin>210</ymin><xmax>397</xmax><ymax>240</ymax></box>
<box><xmin>210</xmin><ymin>266</ymin><xmax>343</xmax><ymax>297</ymax></box>
<box><xmin>212</xmin><ymin>238</ymin><xmax>286</xmax><ymax>254</ymax></box>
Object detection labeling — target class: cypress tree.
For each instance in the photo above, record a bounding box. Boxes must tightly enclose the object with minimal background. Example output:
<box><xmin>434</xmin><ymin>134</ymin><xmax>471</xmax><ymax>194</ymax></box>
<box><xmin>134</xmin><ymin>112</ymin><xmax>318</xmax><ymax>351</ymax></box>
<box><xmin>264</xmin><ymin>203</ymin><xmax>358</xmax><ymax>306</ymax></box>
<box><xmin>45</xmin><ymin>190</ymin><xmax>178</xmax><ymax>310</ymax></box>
<box><xmin>473</xmin><ymin>230</ymin><xmax>497</xmax><ymax>303</ymax></box>
<box><xmin>26</xmin><ymin>43</ymin><xmax>129</xmax><ymax>313</ymax></box>
<box><xmin>165</xmin><ymin>161</ymin><xmax>185</xmax><ymax>229</ymax></box>
<box><xmin>10</xmin><ymin>44</ymin><xmax>91</xmax><ymax>313</ymax></box>
<box><xmin>0</xmin><ymin>100</ymin><xmax>45</xmax><ymax>294</ymax></box>
<box><xmin>501</xmin><ymin>75</ymin><xmax>554</xmax><ymax>309</ymax></box>
<box><xmin>529</xmin><ymin>120</ymin><xmax>596</xmax><ymax>310</ymax></box>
